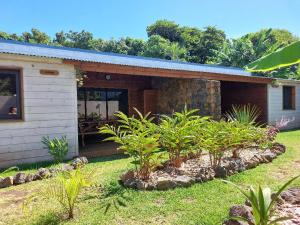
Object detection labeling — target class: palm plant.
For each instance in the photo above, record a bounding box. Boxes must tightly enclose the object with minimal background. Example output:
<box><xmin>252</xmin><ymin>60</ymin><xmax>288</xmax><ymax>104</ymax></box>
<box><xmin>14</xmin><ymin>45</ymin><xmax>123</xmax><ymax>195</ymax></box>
<box><xmin>225</xmin><ymin>104</ymin><xmax>261</xmax><ymax>126</ymax></box>
<box><xmin>100</xmin><ymin>108</ymin><xmax>160</xmax><ymax>180</ymax></box>
<box><xmin>224</xmin><ymin>175</ymin><xmax>300</xmax><ymax>225</ymax></box>
<box><xmin>44</xmin><ymin>169</ymin><xmax>91</xmax><ymax>219</ymax></box>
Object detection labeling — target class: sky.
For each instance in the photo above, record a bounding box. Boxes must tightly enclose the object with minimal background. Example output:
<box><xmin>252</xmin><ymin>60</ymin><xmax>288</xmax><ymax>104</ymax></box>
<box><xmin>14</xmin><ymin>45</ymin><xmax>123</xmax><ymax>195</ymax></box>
<box><xmin>1</xmin><ymin>0</ymin><xmax>299</xmax><ymax>40</ymax></box>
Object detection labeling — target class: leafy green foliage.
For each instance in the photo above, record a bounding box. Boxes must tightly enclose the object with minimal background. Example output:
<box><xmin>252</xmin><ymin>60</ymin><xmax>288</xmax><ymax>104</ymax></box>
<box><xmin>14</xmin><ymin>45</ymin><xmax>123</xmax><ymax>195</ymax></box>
<box><xmin>42</xmin><ymin>136</ymin><xmax>69</xmax><ymax>163</ymax></box>
<box><xmin>99</xmin><ymin>109</ymin><xmax>160</xmax><ymax>180</ymax></box>
<box><xmin>146</xmin><ymin>19</ymin><xmax>182</xmax><ymax>42</ymax></box>
<box><xmin>158</xmin><ymin>107</ymin><xmax>208</xmax><ymax>167</ymax></box>
<box><xmin>224</xmin><ymin>175</ymin><xmax>300</xmax><ymax>225</ymax></box>
<box><xmin>43</xmin><ymin>169</ymin><xmax>91</xmax><ymax>219</ymax></box>
<box><xmin>225</xmin><ymin>104</ymin><xmax>261</xmax><ymax>126</ymax></box>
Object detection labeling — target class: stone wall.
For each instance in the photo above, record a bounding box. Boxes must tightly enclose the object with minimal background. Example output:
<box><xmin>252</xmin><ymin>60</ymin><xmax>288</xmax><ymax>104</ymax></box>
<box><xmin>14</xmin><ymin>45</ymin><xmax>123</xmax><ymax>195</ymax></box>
<box><xmin>151</xmin><ymin>77</ymin><xmax>221</xmax><ymax>119</ymax></box>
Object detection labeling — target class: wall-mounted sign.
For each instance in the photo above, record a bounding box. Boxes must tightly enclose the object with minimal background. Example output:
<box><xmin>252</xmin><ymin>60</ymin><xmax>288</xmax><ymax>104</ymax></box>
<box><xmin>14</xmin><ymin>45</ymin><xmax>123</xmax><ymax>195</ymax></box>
<box><xmin>40</xmin><ymin>69</ymin><xmax>59</xmax><ymax>76</ymax></box>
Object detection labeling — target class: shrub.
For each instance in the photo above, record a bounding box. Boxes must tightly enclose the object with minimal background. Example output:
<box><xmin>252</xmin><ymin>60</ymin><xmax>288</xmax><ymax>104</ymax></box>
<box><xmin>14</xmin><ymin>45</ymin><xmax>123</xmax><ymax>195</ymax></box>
<box><xmin>225</xmin><ymin>104</ymin><xmax>261</xmax><ymax>126</ymax></box>
<box><xmin>100</xmin><ymin>109</ymin><xmax>160</xmax><ymax>180</ymax></box>
<box><xmin>158</xmin><ymin>107</ymin><xmax>208</xmax><ymax>167</ymax></box>
<box><xmin>224</xmin><ymin>175</ymin><xmax>300</xmax><ymax>225</ymax></box>
<box><xmin>44</xmin><ymin>169</ymin><xmax>91</xmax><ymax>219</ymax></box>
<box><xmin>42</xmin><ymin>136</ymin><xmax>69</xmax><ymax>163</ymax></box>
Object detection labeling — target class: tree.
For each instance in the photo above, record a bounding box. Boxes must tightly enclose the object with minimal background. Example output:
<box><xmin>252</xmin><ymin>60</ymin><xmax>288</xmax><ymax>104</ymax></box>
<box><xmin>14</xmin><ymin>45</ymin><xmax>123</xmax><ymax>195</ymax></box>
<box><xmin>146</xmin><ymin>20</ymin><xmax>182</xmax><ymax>42</ymax></box>
<box><xmin>180</xmin><ymin>27</ymin><xmax>203</xmax><ymax>63</ymax></box>
<box><xmin>142</xmin><ymin>35</ymin><xmax>186</xmax><ymax>60</ymax></box>
<box><xmin>21</xmin><ymin>28</ymin><xmax>51</xmax><ymax>44</ymax></box>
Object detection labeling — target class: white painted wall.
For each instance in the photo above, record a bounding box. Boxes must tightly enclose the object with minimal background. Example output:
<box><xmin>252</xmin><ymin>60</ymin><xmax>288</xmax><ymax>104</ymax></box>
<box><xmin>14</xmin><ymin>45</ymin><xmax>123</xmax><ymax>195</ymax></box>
<box><xmin>268</xmin><ymin>80</ymin><xmax>300</xmax><ymax>130</ymax></box>
<box><xmin>0</xmin><ymin>54</ymin><xmax>78</xmax><ymax>168</ymax></box>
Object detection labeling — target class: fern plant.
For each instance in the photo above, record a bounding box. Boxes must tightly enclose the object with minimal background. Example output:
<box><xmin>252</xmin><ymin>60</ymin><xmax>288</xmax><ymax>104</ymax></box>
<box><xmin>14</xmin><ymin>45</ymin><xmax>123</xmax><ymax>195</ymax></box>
<box><xmin>100</xmin><ymin>108</ymin><xmax>160</xmax><ymax>180</ymax></box>
<box><xmin>224</xmin><ymin>175</ymin><xmax>300</xmax><ymax>225</ymax></box>
<box><xmin>42</xmin><ymin>136</ymin><xmax>69</xmax><ymax>163</ymax></box>
<box><xmin>44</xmin><ymin>169</ymin><xmax>91</xmax><ymax>219</ymax></box>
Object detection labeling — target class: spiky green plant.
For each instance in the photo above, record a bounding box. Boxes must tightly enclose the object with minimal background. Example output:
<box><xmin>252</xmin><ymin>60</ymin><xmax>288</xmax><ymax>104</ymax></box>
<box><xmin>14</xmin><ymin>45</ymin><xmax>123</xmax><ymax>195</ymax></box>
<box><xmin>42</xmin><ymin>136</ymin><xmax>69</xmax><ymax>163</ymax></box>
<box><xmin>225</xmin><ymin>104</ymin><xmax>261</xmax><ymax>126</ymax></box>
<box><xmin>44</xmin><ymin>169</ymin><xmax>91</xmax><ymax>219</ymax></box>
<box><xmin>224</xmin><ymin>175</ymin><xmax>300</xmax><ymax>225</ymax></box>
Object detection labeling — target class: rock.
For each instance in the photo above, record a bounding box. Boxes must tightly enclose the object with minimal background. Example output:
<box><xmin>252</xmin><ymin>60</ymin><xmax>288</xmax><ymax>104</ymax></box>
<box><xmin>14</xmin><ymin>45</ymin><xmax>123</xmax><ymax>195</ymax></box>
<box><xmin>33</xmin><ymin>174</ymin><xmax>42</xmax><ymax>181</ymax></box>
<box><xmin>13</xmin><ymin>173</ymin><xmax>27</xmax><ymax>185</ymax></box>
<box><xmin>156</xmin><ymin>177</ymin><xmax>176</xmax><ymax>190</ymax></box>
<box><xmin>223</xmin><ymin>158</ymin><xmax>245</xmax><ymax>175</ymax></box>
<box><xmin>272</xmin><ymin>142</ymin><xmax>286</xmax><ymax>154</ymax></box>
<box><xmin>120</xmin><ymin>170</ymin><xmax>135</xmax><ymax>184</ymax></box>
<box><xmin>244</xmin><ymin>159</ymin><xmax>259</xmax><ymax>169</ymax></box>
<box><xmin>195</xmin><ymin>168</ymin><xmax>215</xmax><ymax>182</ymax></box>
<box><xmin>262</xmin><ymin>150</ymin><xmax>277</xmax><ymax>162</ymax></box>
<box><xmin>25</xmin><ymin>173</ymin><xmax>34</xmax><ymax>182</ymax></box>
<box><xmin>280</xmin><ymin>188</ymin><xmax>300</xmax><ymax>205</ymax></box>
<box><xmin>214</xmin><ymin>165</ymin><xmax>227</xmax><ymax>178</ymax></box>
<box><xmin>49</xmin><ymin>167</ymin><xmax>59</xmax><ymax>174</ymax></box>
<box><xmin>227</xmin><ymin>205</ymin><xmax>254</xmax><ymax>225</ymax></box>
<box><xmin>60</xmin><ymin>164</ymin><xmax>74</xmax><ymax>171</ymax></box>
<box><xmin>38</xmin><ymin>168</ymin><xmax>51</xmax><ymax>178</ymax></box>
<box><xmin>173</xmin><ymin>175</ymin><xmax>193</xmax><ymax>187</ymax></box>
<box><xmin>71</xmin><ymin>157</ymin><xmax>88</xmax><ymax>169</ymax></box>
<box><xmin>123</xmin><ymin>178</ymin><xmax>137</xmax><ymax>188</ymax></box>
<box><xmin>0</xmin><ymin>176</ymin><xmax>13</xmax><ymax>188</ymax></box>
<box><xmin>136</xmin><ymin>180</ymin><xmax>148</xmax><ymax>190</ymax></box>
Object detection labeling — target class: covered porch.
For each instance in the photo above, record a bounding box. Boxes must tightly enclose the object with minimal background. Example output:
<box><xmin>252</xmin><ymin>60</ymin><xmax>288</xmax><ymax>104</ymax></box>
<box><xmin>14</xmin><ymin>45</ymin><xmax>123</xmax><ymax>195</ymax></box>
<box><xmin>66</xmin><ymin>60</ymin><xmax>272</xmax><ymax>157</ymax></box>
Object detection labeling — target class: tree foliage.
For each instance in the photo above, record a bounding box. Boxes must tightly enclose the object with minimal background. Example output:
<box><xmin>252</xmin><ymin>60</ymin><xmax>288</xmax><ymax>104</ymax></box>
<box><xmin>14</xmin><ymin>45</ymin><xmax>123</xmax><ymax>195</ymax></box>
<box><xmin>0</xmin><ymin>21</ymin><xmax>299</xmax><ymax>79</ymax></box>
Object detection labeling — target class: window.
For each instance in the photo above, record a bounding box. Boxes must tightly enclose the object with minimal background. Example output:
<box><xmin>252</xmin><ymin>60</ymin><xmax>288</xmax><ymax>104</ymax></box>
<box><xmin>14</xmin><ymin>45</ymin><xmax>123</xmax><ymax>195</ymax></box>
<box><xmin>77</xmin><ymin>88</ymin><xmax>128</xmax><ymax>120</ymax></box>
<box><xmin>0</xmin><ymin>70</ymin><xmax>22</xmax><ymax>120</ymax></box>
<box><xmin>283</xmin><ymin>86</ymin><xmax>295</xmax><ymax>110</ymax></box>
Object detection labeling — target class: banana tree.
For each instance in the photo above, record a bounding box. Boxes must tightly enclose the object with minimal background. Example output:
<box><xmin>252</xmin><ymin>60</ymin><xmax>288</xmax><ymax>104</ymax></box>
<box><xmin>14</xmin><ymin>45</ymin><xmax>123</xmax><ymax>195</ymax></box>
<box><xmin>245</xmin><ymin>41</ymin><xmax>300</xmax><ymax>72</ymax></box>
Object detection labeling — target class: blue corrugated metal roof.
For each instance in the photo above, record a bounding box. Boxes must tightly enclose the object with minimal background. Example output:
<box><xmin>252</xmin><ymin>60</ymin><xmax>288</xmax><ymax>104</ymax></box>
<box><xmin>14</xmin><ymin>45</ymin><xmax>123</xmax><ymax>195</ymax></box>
<box><xmin>0</xmin><ymin>39</ymin><xmax>253</xmax><ymax>77</ymax></box>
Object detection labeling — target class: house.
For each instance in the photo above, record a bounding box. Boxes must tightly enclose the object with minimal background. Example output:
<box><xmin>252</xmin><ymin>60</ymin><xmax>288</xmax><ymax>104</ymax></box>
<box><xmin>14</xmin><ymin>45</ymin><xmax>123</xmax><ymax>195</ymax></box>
<box><xmin>0</xmin><ymin>39</ymin><xmax>299</xmax><ymax>168</ymax></box>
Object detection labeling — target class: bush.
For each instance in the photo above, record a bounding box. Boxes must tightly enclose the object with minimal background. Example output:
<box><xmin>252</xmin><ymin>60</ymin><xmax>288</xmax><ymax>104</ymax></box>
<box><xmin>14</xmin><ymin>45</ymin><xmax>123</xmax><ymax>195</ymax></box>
<box><xmin>158</xmin><ymin>107</ymin><xmax>208</xmax><ymax>167</ymax></box>
<box><xmin>42</xmin><ymin>136</ymin><xmax>69</xmax><ymax>163</ymax></box>
<box><xmin>100</xmin><ymin>109</ymin><xmax>160</xmax><ymax>180</ymax></box>
<box><xmin>225</xmin><ymin>104</ymin><xmax>261</xmax><ymax>126</ymax></box>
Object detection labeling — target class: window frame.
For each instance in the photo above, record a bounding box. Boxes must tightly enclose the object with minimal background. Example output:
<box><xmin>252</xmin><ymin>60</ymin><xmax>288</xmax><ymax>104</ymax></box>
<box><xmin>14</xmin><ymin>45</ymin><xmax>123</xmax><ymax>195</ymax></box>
<box><xmin>0</xmin><ymin>68</ymin><xmax>24</xmax><ymax>122</ymax></box>
<box><xmin>282</xmin><ymin>85</ymin><xmax>296</xmax><ymax>111</ymax></box>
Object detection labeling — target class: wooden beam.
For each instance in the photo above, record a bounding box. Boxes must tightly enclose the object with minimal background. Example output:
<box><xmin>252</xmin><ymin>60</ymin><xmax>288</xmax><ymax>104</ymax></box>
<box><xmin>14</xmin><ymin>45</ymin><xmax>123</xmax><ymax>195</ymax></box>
<box><xmin>64</xmin><ymin>60</ymin><xmax>273</xmax><ymax>84</ymax></box>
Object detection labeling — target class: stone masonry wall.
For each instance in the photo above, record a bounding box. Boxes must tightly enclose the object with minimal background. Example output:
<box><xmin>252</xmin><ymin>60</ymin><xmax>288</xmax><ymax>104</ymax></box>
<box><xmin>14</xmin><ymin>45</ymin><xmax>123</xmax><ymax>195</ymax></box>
<box><xmin>151</xmin><ymin>77</ymin><xmax>221</xmax><ymax>119</ymax></box>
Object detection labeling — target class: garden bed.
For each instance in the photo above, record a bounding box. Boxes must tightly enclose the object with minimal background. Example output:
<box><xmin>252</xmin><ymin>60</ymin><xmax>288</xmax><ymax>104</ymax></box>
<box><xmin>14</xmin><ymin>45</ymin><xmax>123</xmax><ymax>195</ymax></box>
<box><xmin>224</xmin><ymin>187</ymin><xmax>300</xmax><ymax>225</ymax></box>
<box><xmin>120</xmin><ymin>142</ymin><xmax>286</xmax><ymax>190</ymax></box>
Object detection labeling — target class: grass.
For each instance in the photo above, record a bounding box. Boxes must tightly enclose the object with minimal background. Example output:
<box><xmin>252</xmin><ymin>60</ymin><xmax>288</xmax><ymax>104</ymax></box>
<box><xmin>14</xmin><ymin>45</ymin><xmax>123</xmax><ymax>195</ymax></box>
<box><xmin>0</xmin><ymin>130</ymin><xmax>300</xmax><ymax>225</ymax></box>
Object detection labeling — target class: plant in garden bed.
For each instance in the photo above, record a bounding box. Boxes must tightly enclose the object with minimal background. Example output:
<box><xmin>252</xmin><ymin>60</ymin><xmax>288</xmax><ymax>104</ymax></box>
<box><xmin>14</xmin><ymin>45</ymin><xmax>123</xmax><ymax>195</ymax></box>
<box><xmin>42</xmin><ymin>136</ymin><xmax>69</xmax><ymax>163</ymax></box>
<box><xmin>224</xmin><ymin>175</ymin><xmax>300</xmax><ymax>225</ymax></box>
<box><xmin>225</xmin><ymin>104</ymin><xmax>262</xmax><ymax>126</ymax></box>
<box><xmin>100</xmin><ymin>109</ymin><xmax>160</xmax><ymax>180</ymax></box>
<box><xmin>158</xmin><ymin>107</ymin><xmax>208</xmax><ymax>167</ymax></box>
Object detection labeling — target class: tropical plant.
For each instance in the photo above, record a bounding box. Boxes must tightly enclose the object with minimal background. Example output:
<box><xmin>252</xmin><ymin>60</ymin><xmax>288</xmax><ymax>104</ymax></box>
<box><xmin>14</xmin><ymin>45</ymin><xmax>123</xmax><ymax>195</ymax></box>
<box><xmin>158</xmin><ymin>107</ymin><xmax>207</xmax><ymax>167</ymax></box>
<box><xmin>246</xmin><ymin>41</ymin><xmax>300</xmax><ymax>72</ymax></box>
<box><xmin>224</xmin><ymin>175</ymin><xmax>300</xmax><ymax>225</ymax></box>
<box><xmin>44</xmin><ymin>169</ymin><xmax>91</xmax><ymax>219</ymax></box>
<box><xmin>100</xmin><ymin>109</ymin><xmax>160</xmax><ymax>180</ymax></box>
<box><xmin>42</xmin><ymin>136</ymin><xmax>69</xmax><ymax>163</ymax></box>
<box><xmin>225</xmin><ymin>104</ymin><xmax>261</xmax><ymax>126</ymax></box>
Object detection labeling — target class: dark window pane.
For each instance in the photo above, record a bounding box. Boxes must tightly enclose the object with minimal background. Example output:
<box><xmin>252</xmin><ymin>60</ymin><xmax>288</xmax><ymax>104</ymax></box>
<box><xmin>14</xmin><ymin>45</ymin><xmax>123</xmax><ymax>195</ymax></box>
<box><xmin>0</xmin><ymin>70</ymin><xmax>21</xmax><ymax>119</ymax></box>
<box><xmin>283</xmin><ymin>86</ymin><xmax>295</xmax><ymax>110</ymax></box>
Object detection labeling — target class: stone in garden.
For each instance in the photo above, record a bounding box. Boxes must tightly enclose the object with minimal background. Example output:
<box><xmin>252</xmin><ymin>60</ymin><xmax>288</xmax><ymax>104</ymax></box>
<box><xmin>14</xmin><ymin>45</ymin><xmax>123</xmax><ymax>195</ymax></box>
<box><xmin>13</xmin><ymin>173</ymin><xmax>27</xmax><ymax>185</ymax></box>
<box><xmin>25</xmin><ymin>173</ymin><xmax>34</xmax><ymax>182</ymax></box>
<box><xmin>38</xmin><ymin>168</ymin><xmax>51</xmax><ymax>178</ymax></box>
<box><xmin>280</xmin><ymin>188</ymin><xmax>300</xmax><ymax>205</ymax></box>
<box><xmin>262</xmin><ymin>150</ymin><xmax>277</xmax><ymax>162</ymax></box>
<box><xmin>60</xmin><ymin>164</ymin><xmax>74</xmax><ymax>171</ymax></box>
<box><xmin>71</xmin><ymin>157</ymin><xmax>88</xmax><ymax>169</ymax></box>
<box><xmin>0</xmin><ymin>176</ymin><xmax>14</xmax><ymax>188</ymax></box>
<box><xmin>225</xmin><ymin>205</ymin><xmax>254</xmax><ymax>225</ymax></box>
<box><xmin>214</xmin><ymin>165</ymin><xmax>227</xmax><ymax>178</ymax></box>
<box><xmin>120</xmin><ymin>170</ymin><xmax>135</xmax><ymax>183</ymax></box>
<box><xmin>173</xmin><ymin>175</ymin><xmax>193</xmax><ymax>187</ymax></box>
<box><xmin>156</xmin><ymin>177</ymin><xmax>176</xmax><ymax>190</ymax></box>
<box><xmin>136</xmin><ymin>180</ymin><xmax>148</xmax><ymax>190</ymax></box>
<box><xmin>33</xmin><ymin>173</ymin><xmax>42</xmax><ymax>181</ymax></box>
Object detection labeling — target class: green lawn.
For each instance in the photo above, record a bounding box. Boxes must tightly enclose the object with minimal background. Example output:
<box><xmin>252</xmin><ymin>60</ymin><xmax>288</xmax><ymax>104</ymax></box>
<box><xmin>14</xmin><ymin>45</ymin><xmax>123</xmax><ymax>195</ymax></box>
<box><xmin>1</xmin><ymin>130</ymin><xmax>300</xmax><ymax>225</ymax></box>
